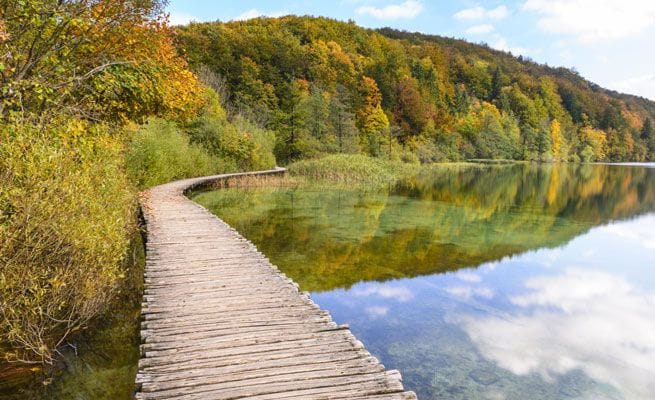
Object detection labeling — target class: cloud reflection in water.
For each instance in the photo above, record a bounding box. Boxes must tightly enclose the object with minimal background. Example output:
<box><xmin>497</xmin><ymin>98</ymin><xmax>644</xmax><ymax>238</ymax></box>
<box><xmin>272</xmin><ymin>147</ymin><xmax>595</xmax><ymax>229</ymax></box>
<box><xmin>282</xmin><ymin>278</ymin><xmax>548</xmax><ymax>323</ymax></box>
<box><xmin>458</xmin><ymin>268</ymin><xmax>655</xmax><ymax>399</ymax></box>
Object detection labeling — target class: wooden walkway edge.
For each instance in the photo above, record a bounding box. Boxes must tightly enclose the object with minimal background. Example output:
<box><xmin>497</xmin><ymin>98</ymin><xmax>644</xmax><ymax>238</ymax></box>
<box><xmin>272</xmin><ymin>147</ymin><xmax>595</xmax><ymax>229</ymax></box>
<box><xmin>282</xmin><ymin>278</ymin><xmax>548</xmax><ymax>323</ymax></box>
<box><xmin>135</xmin><ymin>169</ymin><xmax>417</xmax><ymax>399</ymax></box>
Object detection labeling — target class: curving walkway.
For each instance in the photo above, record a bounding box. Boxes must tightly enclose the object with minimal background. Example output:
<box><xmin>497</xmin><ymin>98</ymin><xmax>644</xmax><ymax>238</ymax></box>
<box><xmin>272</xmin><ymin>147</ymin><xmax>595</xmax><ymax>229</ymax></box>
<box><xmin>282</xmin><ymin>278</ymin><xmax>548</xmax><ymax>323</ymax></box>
<box><xmin>135</xmin><ymin>169</ymin><xmax>416</xmax><ymax>400</ymax></box>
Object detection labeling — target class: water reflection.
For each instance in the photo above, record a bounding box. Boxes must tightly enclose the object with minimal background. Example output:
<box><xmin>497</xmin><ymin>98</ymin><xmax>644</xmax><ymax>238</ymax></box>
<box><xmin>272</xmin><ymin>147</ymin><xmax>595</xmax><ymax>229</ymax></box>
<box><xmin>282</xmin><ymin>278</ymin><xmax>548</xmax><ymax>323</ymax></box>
<box><xmin>195</xmin><ymin>163</ymin><xmax>655</xmax><ymax>399</ymax></box>
<box><xmin>459</xmin><ymin>268</ymin><xmax>655</xmax><ymax>399</ymax></box>
<box><xmin>455</xmin><ymin>216</ymin><xmax>655</xmax><ymax>400</ymax></box>
<box><xmin>195</xmin><ymin>164</ymin><xmax>655</xmax><ymax>292</ymax></box>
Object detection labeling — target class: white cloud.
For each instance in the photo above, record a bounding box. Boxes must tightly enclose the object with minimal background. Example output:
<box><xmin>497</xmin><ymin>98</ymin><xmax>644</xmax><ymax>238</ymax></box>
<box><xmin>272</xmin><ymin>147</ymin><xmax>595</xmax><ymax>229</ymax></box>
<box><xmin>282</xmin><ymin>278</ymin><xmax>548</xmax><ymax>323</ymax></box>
<box><xmin>353</xmin><ymin>285</ymin><xmax>414</xmax><ymax>302</ymax></box>
<box><xmin>454</xmin><ymin>5</ymin><xmax>508</xmax><ymax>20</ymax></box>
<box><xmin>598</xmin><ymin>216</ymin><xmax>655</xmax><ymax>247</ymax></box>
<box><xmin>365</xmin><ymin>306</ymin><xmax>389</xmax><ymax>318</ymax></box>
<box><xmin>169</xmin><ymin>12</ymin><xmax>202</xmax><ymax>26</ymax></box>
<box><xmin>446</xmin><ymin>285</ymin><xmax>494</xmax><ymax>299</ymax></box>
<box><xmin>457</xmin><ymin>268</ymin><xmax>655</xmax><ymax>399</ymax></box>
<box><xmin>491</xmin><ymin>36</ymin><xmax>528</xmax><ymax>56</ymax></box>
<box><xmin>233</xmin><ymin>8</ymin><xmax>288</xmax><ymax>21</ymax></box>
<box><xmin>356</xmin><ymin>1</ymin><xmax>424</xmax><ymax>20</ymax></box>
<box><xmin>466</xmin><ymin>24</ymin><xmax>495</xmax><ymax>34</ymax></box>
<box><xmin>523</xmin><ymin>0</ymin><xmax>655</xmax><ymax>42</ymax></box>
<box><xmin>455</xmin><ymin>5</ymin><xmax>485</xmax><ymax>20</ymax></box>
<box><xmin>457</xmin><ymin>271</ymin><xmax>482</xmax><ymax>282</ymax></box>
<box><xmin>609</xmin><ymin>74</ymin><xmax>655</xmax><ymax>101</ymax></box>
<box><xmin>487</xmin><ymin>5</ymin><xmax>509</xmax><ymax>19</ymax></box>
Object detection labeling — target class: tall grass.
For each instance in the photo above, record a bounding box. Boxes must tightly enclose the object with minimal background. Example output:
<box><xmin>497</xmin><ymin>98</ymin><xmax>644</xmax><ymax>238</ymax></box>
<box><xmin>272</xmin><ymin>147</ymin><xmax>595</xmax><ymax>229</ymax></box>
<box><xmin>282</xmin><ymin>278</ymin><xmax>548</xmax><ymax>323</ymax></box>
<box><xmin>288</xmin><ymin>154</ymin><xmax>416</xmax><ymax>185</ymax></box>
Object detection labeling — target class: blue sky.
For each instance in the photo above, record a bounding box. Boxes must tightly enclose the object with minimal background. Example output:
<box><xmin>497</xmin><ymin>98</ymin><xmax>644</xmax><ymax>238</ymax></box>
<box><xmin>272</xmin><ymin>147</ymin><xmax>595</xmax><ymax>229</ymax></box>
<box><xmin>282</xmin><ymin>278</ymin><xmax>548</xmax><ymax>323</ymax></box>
<box><xmin>167</xmin><ymin>1</ymin><xmax>655</xmax><ymax>101</ymax></box>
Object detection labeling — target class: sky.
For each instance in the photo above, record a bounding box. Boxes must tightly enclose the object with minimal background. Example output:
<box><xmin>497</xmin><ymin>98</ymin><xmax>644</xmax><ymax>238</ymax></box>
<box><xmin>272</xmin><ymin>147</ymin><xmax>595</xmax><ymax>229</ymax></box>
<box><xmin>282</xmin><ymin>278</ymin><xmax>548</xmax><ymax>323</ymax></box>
<box><xmin>167</xmin><ymin>1</ymin><xmax>655</xmax><ymax>101</ymax></box>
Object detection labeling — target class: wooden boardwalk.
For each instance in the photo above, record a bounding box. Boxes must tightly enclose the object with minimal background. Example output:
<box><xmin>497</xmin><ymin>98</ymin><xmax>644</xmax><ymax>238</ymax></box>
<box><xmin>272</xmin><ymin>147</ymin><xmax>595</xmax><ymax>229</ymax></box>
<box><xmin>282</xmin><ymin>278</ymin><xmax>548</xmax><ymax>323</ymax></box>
<box><xmin>135</xmin><ymin>169</ymin><xmax>417</xmax><ymax>400</ymax></box>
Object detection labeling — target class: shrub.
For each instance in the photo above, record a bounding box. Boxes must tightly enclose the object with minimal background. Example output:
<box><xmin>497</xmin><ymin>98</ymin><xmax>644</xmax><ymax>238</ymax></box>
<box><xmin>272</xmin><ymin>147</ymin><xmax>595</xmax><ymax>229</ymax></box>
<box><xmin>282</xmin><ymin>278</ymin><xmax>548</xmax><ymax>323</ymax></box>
<box><xmin>184</xmin><ymin>91</ymin><xmax>277</xmax><ymax>172</ymax></box>
<box><xmin>125</xmin><ymin>118</ymin><xmax>225</xmax><ymax>189</ymax></box>
<box><xmin>232</xmin><ymin>117</ymin><xmax>277</xmax><ymax>171</ymax></box>
<box><xmin>0</xmin><ymin>121</ymin><xmax>135</xmax><ymax>364</ymax></box>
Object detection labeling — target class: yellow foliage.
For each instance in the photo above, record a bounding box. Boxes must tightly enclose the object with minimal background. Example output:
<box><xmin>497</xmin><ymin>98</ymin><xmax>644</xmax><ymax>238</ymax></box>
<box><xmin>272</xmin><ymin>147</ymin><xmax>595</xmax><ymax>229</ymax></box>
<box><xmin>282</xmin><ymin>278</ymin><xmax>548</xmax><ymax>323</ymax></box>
<box><xmin>550</xmin><ymin>119</ymin><xmax>563</xmax><ymax>160</ymax></box>
<box><xmin>0</xmin><ymin>19</ymin><xmax>8</xmax><ymax>42</ymax></box>
<box><xmin>1</xmin><ymin>121</ymin><xmax>136</xmax><ymax>364</ymax></box>
<box><xmin>358</xmin><ymin>76</ymin><xmax>389</xmax><ymax>139</ymax></box>
<box><xmin>546</xmin><ymin>166</ymin><xmax>560</xmax><ymax>205</ymax></box>
<box><xmin>580</xmin><ymin>126</ymin><xmax>608</xmax><ymax>161</ymax></box>
<box><xmin>622</xmin><ymin>109</ymin><xmax>642</xmax><ymax>131</ymax></box>
<box><xmin>2</xmin><ymin>1</ymin><xmax>204</xmax><ymax>123</ymax></box>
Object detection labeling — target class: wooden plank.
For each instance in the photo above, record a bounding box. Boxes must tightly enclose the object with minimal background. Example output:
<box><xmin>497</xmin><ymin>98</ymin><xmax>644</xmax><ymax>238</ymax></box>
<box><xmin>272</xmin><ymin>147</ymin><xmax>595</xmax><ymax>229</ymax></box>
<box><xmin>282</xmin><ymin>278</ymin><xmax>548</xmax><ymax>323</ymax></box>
<box><xmin>135</xmin><ymin>169</ymin><xmax>416</xmax><ymax>399</ymax></box>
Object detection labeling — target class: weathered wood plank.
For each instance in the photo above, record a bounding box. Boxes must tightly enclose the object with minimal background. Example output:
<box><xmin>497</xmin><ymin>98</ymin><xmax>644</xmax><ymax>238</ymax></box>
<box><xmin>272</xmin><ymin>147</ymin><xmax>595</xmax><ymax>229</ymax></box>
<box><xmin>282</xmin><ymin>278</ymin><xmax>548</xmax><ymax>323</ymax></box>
<box><xmin>135</xmin><ymin>169</ymin><xmax>416</xmax><ymax>399</ymax></box>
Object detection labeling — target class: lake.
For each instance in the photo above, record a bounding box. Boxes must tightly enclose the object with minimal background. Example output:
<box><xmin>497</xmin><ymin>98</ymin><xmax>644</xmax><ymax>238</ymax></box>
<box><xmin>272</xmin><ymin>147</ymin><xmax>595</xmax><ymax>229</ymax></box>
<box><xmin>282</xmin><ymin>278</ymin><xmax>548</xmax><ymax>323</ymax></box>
<box><xmin>195</xmin><ymin>163</ymin><xmax>655</xmax><ymax>400</ymax></box>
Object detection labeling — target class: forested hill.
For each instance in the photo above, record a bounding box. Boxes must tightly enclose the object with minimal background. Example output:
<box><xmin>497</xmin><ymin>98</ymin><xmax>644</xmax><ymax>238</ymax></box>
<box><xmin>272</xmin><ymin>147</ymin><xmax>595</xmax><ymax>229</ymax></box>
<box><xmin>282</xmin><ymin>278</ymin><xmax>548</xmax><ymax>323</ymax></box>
<box><xmin>176</xmin><ymin>16</ymin><xmax>655</xmax><ymax>163</ymax></box>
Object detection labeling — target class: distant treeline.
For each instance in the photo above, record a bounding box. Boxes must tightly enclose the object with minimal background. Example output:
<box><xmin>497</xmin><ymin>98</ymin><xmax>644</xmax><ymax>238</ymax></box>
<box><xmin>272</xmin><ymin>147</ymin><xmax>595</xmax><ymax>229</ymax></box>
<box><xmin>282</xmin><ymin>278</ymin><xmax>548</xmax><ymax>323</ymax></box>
<box><xmin>176</xmin><ymin>16</ymin><xmax>655</xmax><ymax>163</ymax></box>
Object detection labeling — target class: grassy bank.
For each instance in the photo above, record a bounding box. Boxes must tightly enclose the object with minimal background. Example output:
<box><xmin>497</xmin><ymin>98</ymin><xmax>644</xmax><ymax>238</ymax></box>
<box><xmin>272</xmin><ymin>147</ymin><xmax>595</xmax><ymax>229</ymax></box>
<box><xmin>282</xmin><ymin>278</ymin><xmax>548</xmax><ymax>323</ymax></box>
<box><xmin>288</xmin><ymin>154</ymin><xmax>417</xmax><ymax>185</ymax></box>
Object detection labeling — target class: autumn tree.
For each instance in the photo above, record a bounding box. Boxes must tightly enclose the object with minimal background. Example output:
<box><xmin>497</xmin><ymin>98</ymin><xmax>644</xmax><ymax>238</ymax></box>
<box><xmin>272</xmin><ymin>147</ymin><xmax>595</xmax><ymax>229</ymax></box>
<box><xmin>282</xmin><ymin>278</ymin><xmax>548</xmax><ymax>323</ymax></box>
<box><xmin>394</xmin><ymin>75</ymin><xmax>428</xmax><ymax>140</ymax></box>
<box><xmin>606</xmin><ymin>128</ymin><xmax>634</xmax><ymax>161</ymax></box>
<box><xmin>0</xmin><ymin>0</ymin><xmax>203</xmax><ymax>122</ymax></box>
<box><xmin>549</xmin><ymin>119</ymin><xmax>566</xmax><ymax>161</ymax></box>
<box><xmin>358</xmin><ymin>76</ymin><xmax>389</xmax><ymax>156</ymax></box>
<box><xmin>579</xmin><ymin>126</ymin><xmax>608</xmax><ymax>162</ymax></box>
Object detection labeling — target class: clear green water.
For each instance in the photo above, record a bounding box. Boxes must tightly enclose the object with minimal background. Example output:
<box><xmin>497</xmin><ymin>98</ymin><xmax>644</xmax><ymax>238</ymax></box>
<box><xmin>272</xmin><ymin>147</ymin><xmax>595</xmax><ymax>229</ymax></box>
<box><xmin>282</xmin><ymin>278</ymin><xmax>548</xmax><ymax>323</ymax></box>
<box><xmin>195</xmin><ymin>163</ymin><xmax>655</xmax><ymax>400</ymax></box>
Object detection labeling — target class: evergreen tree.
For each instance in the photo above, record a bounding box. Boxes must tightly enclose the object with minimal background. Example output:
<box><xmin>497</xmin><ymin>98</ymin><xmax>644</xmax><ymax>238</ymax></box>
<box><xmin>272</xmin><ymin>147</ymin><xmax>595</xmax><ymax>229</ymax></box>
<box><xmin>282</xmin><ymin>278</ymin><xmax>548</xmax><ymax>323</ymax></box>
<box><xmin>453</xmin><ymin>84</ymin><xmax>470</xmax><ymax>115</ymax></box>
<box><xmin>276</xmin><ymin>80</ymin><xmax>309</xmax><ymax>162</ymax></box>
<box><xmin>641</xmin><ymin>118</ymin><xmax>655</xmax><ymax>159</ymax></box>
<box><xmin>641</xmin><ymin>118</ymin><xmax>653</xmax><ymax>141</ymax></box>
<box><xmin>490</xmin><ymin>66</ymin><xmax>503</xmax><ymax>101</ymax></box>
<box><xmin>305</xmin><ymin>84</ymin><xmax>330</xmax><ymax>141</ymax></box>
<box><xmin>329</xmin><ymin>86</ymin><xmax>360</xmax><ymax>153</ymax></box>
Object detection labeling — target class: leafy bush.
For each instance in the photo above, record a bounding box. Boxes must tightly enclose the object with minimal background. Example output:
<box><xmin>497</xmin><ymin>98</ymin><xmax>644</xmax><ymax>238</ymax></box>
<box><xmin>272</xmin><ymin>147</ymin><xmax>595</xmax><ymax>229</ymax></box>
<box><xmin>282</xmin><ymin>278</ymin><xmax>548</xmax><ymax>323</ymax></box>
<box><xmin>232</xmin><ymin>117</ymin><xmax>277</xmax><ymax>171</ymax></box>
<box><xmin>125</xmin><ymin>118</ymin><xmax>226</xmax><ymax>189</ymax></box>
<box><xmin>184</xmin><ymin>91</ymin><xmax>277</xmax><ymax>172</ymax></box>
<box><xmin>0</xmin><ymin>121</ymin><xmax>135</xmax><ymax>364</ymax></box>
<box><xmin>288</xmin><ymin>154</ymin><xmax>414</xmax><ymax>185</ymax></box>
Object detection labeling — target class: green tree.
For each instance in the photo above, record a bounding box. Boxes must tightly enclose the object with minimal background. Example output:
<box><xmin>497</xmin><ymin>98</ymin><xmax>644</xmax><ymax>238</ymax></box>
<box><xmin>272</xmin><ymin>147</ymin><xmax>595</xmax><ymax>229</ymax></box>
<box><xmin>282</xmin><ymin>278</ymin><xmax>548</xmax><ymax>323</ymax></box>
<box><xmin>641</xmin><ymin>118</ymin><xmax>654</xmax><ymax>141</ymax></box>
<box><xmin>329</xmin><ymin>86</ymin><xmax>360</xmax><ymax>153</ymax></box>
<box><xmin>641</xmin><ymin>118</ymin><xmax>655</xmax><ymax>159</ymax></box>
<box><xmin>490</xmin><ymin>66</ymin><xmax>503</xmax><ymax>101</ymax></box>
<box><xmin>453</xmin><ymin>84</ymin><xmax>470</xmax><ymax>115</ymax></box>
<box><xmin>304</xmin><ymin>84</ymin><xmax>330</xmax><ymax>141</ymax></box>
<box><xmin>276</xmin><ymin>80</ymin><xmax>310</xmax><ymax>162</ymax></box>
